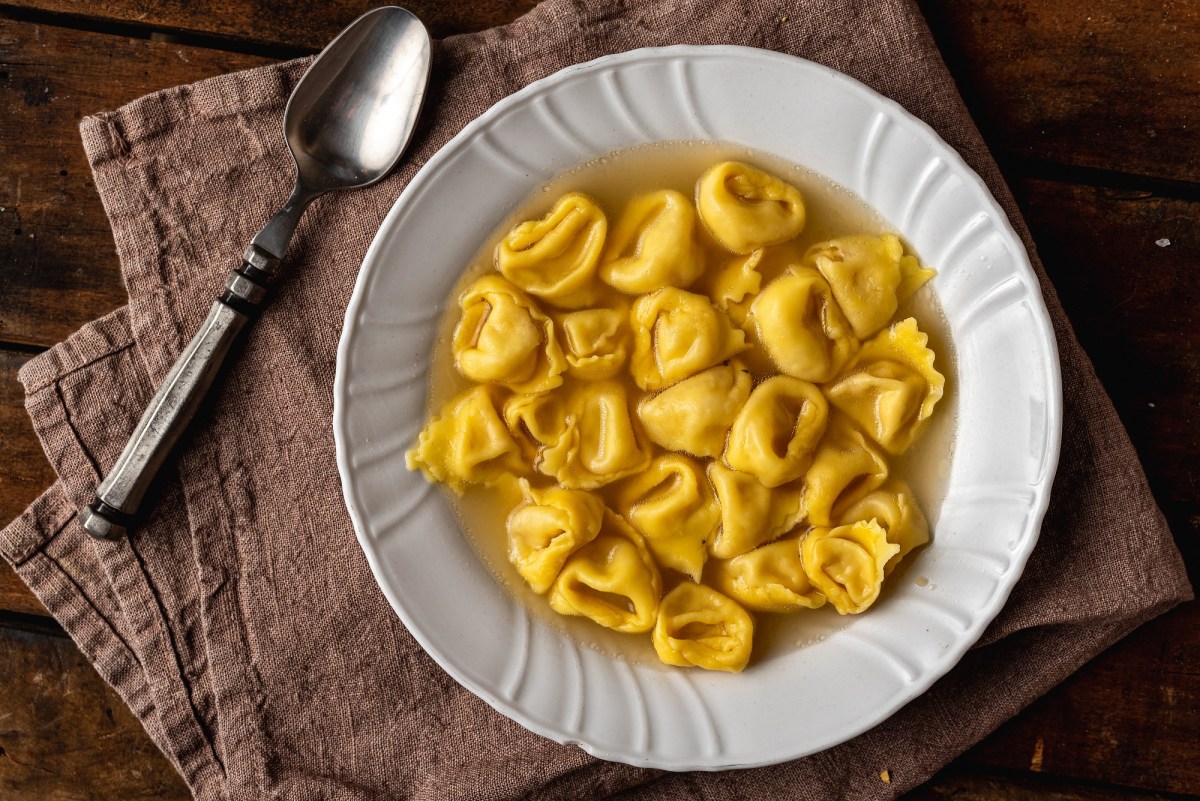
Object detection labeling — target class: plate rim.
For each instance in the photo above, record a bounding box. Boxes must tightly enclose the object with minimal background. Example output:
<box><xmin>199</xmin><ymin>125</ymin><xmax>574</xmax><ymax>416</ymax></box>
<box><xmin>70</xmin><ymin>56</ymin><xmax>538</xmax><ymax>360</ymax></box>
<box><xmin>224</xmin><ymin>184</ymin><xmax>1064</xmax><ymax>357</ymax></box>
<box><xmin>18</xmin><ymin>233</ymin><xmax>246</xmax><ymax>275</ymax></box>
<box><xmin>333</xmin><ymin>43</ymin><xmax>1064</xmax><ymax>770</ymax></box>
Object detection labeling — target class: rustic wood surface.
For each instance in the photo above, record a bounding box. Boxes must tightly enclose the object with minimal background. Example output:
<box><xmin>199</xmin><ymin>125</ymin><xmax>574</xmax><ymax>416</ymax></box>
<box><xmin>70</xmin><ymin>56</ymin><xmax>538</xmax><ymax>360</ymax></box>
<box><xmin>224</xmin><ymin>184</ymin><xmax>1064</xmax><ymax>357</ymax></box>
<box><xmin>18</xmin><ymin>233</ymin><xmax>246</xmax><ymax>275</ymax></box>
<box><xmin>0</xmin><ymin>1</ymin><xmax>1196</xmax><ymax>799</ymax></box>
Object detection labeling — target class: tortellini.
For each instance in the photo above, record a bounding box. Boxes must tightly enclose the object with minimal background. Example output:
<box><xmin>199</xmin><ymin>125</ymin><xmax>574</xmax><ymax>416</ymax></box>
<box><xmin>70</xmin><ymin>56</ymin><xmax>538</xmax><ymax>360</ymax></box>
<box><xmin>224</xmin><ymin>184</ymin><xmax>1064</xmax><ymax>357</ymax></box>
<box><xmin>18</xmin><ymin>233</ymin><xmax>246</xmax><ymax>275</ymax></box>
<box><xmin>751</xmin><ymin>267</ymin><xmax>858</xmax><ymax>383</ymax></box>
<box><xmin>707</xmin><ymin>462</ymin><xmax>805</xmax><ymax>559</ymax></box>
<box><xmin>548</xmin><ymin>510</ymin><xmax>661</xmax><ymax>633</ymax></box>
<box><xmin>838</xmin><ymin>479</ymin><xmax>930</xmax><ymax>574</ymax></box>
<box><xmin>410</xmin><ymin>155</ymin><xmax>951</xmax><ymax>672</ymax></box>
<box><xmin>636</xmin><ymin>363</ymin><xmax>752</xmax><ymax>458</ymax></box>
<box><xmin>653</xmin><ymin>582</ymin><xmax>754</xmax><ymax>673</ymax></box>
<box><xmin>600</xmin><ymin>190</ymin><xmax>706</xmax><ymax>294</ymax></box>
<box><xmin>724</xmin><ymin>376</ymin><xmax>828</xmax><ymax>487</ymax></box>
<box><xmin>535</xmin><ymin>380</ymin><xmax>651</xmax><ymax>489</ymax></box>
<box><xmin>406</xmin><ymin>385</ymin><xmax>524</xmax><ymax>494</ymax></box>
<box><xmin>803</xmin><ymin>415</ymin><xmax>889</xmax><ymax>526</ymax></box>
<box><xmin>709</xmin><ymin>539</ymin><xmax>826</xmax><ymax>613</ymax></box>
<box><xmin>826</xmin><ymin>318</ymin><xmax>945</xmax><ymax>455</ymax></box>
<box><xmin>506</xmin><ymin>481</ymin><xmax>605</xmax><ymax>593</ymax></box>
<box><xmin>611</xmin><ymin>454</ymin><xmax>720</xmax><ymax>581</ymax></box>
<box><xmin>630</xmin><ymin>287</ymin><xmax>749</xmax><ymax>391</ymax></box>
<box><xmin>555</xmin><ymin>306</ymin><xmax>629</xmax><ymax>380</ymax></box>
<box><xmin>801</xmin><ymin>520</ymin><xmax>899</xmax><ymax>615</ymax></box>
<box><xmin>453</xmin><ymin>275</ymin><xmax>566</xmax><ymax>393</ymax></box>
<box><xmin>496</xmin><ymin>192</ymin><xmax>606</xmax><ymax>307</ymax></box>
<box><xmin>697</xmin><ymin>161</ymin><xmax>806</xmax><ymax>254</ymax></box>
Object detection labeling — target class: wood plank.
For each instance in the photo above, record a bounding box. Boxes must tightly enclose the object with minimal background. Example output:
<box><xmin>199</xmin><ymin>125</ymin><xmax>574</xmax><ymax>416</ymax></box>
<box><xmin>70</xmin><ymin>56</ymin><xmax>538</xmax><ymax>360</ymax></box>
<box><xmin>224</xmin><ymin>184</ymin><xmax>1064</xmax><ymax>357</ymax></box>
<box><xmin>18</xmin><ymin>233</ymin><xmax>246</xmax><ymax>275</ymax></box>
<box><xmin>911</xmin><ymin>768</ymin><xmax>1200</xmax><ymax>801</ymax></box>
<box><xmin>5</xmin><ymin>1</ymin><xmax>1200</xmax><ymax>185</ymax></box>
<box><xmin>0</xmin><ymin>19</ymin><xmax>272</xmax><ymax>348</ymax></box>
<box><xmin>918</xmin><ymin>0</ymin><xmax>1200</xmax><ymax>185</ymax></box>
<box><xmin>0</xmin><ymin>0</ymin><xmax>539</xmax><ymax>45</ymax></box>
<box><xmin>1010</xmin><ymin>177</ymin><xmax>1200</xmax><ymax>508</ymax></box>
<box><xmin>0</xmin><ymin>625</ymin><xmax>190</xmax><ymax>800</ymax></box>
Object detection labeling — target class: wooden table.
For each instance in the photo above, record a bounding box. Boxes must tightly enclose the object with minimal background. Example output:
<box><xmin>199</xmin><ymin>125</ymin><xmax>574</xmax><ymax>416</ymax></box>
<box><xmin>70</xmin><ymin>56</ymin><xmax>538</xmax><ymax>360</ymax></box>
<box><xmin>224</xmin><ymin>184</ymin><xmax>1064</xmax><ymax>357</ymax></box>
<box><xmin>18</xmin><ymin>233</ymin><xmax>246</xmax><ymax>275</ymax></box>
<box><xmin>1</xmin><ymin>2</ymin><xmax>1196</xmax><ymax>798</ymax></box>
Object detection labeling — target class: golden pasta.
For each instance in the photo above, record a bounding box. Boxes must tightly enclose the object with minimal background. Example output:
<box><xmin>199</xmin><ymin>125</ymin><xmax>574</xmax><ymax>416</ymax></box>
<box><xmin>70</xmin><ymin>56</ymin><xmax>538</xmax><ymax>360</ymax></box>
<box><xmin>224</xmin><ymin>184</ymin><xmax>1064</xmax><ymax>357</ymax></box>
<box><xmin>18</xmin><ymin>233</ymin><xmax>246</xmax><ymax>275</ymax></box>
<box><xmin>409</xmin><ymin>150</ymin><xmax>948</xmax><ymax>671</ymax></box>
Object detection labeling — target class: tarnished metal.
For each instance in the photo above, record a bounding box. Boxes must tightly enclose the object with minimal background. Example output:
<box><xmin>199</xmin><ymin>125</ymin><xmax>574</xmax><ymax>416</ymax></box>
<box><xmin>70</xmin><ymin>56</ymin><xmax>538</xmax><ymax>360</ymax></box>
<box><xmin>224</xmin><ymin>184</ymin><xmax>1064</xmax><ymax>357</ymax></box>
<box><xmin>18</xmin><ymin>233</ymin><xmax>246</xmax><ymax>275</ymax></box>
<box><xmin>80</xmin><ymin>7</ymin><xmax>432</xmax><ymax>540</ymax></box>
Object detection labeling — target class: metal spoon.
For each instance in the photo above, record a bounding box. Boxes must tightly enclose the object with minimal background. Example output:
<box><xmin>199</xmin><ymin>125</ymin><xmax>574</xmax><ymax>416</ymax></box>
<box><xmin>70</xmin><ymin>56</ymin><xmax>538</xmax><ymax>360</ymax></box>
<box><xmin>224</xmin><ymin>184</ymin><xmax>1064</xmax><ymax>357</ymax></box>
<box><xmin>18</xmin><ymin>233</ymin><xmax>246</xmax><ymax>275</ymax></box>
<box><xmin>80</xmin><ymin>6</ymin><xmax>432</xmax><ymax>541</ymax></box>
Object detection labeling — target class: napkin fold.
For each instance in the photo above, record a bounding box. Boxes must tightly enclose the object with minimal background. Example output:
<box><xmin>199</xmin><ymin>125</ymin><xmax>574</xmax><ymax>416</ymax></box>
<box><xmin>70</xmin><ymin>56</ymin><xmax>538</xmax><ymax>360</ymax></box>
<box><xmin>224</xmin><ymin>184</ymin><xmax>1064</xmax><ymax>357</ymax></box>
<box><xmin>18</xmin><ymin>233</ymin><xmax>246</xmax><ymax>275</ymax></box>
<box><xmin>2</xmin><ymin>0</ymin><xmax>1191</xmax><ymax>799</ymax></box>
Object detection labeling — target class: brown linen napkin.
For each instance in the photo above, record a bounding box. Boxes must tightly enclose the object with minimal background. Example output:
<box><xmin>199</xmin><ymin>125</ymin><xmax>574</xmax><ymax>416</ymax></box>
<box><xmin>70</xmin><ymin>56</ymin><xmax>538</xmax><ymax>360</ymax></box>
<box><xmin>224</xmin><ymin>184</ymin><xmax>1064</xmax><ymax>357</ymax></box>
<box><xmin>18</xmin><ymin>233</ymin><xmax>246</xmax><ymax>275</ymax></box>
<box><xmin>2</xmin><ymin>0</ymin><xmax>1192</xmax><ymax>799</ymax></box>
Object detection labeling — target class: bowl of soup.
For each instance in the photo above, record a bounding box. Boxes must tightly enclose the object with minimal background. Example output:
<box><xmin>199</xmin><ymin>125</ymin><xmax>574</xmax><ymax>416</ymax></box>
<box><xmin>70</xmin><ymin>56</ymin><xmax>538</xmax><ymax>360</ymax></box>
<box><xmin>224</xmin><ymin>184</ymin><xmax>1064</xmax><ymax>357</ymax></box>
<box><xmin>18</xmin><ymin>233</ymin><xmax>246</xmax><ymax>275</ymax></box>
<box><xmin>333</xmin><ymin>45</ymin><xmax>1062</xmax><ymax>770</ymax></box>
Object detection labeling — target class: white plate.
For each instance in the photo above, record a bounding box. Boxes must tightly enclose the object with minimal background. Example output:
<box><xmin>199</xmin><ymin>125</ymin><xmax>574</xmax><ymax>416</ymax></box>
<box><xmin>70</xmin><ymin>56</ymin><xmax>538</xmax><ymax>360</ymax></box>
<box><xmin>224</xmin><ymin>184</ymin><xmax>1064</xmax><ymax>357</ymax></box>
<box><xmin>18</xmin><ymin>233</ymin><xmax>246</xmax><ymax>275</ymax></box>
<box><xmin>333</xmin><ymin>45</ymin><xmax>1062</xmax><ymax>770</ymax></box>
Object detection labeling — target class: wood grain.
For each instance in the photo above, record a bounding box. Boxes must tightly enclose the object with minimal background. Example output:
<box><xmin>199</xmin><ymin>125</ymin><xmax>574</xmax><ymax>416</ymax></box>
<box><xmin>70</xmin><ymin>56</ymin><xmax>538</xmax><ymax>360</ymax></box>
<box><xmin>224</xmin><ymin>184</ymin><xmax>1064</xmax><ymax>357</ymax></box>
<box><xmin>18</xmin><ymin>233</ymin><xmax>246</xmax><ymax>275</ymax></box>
<box><xmin>5</xmin><ymin>0</ymin><xmax>1199</xmax><ymax>184</ymax></box>
<box><xmin>919</xmin><ymin>0</ymin><xmax>1200</xmax><ymax>185</ymax></box>
<box><xmin>0</xmin><ymin>625</ymin><xmax>190</xmax><ymax>800</ymax></box>
<box><xmin>0</xmin><ymin>20</ymin><xmax>271</xmax><ymax>348</ymax></box>
<box><xmin>1</xmin><ymin>0</ymin><xmax>539</xmax><ymax>45</ymax></box>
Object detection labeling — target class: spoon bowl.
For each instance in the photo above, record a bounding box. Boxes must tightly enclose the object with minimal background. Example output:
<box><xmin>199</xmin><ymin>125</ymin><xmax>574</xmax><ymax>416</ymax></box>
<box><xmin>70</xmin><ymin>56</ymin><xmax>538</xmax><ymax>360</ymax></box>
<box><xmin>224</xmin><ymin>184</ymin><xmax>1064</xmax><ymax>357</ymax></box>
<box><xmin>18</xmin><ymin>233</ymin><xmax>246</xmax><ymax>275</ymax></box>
<box><xmin>287</xmin><ymin>7</ymin><xmax>432</xmax><ymax>192</ymax></box>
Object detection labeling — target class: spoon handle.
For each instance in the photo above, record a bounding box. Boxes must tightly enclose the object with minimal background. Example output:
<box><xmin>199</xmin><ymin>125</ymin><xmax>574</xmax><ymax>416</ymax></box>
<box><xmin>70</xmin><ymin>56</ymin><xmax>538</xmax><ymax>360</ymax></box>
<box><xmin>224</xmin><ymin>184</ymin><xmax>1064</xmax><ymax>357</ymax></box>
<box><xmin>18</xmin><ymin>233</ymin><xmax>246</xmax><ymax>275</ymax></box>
<box><xmin>78</xmin><ymin>245</ymin><xmax>280</xmax><ymax>541</ymax></box>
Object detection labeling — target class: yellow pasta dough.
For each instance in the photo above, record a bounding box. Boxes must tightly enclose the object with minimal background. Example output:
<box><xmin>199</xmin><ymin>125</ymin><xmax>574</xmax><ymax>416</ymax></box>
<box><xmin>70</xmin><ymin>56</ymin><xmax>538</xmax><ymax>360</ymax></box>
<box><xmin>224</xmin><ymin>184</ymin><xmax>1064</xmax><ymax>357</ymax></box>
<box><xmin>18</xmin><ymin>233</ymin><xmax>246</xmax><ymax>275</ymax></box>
<box><xmin>801</xmin><ymin>520</ymin><xmax>899</xmax><ymax>615</ymax></box>
<box><xmin>555</xmin><ymin>305</ymin><xmax>630</xmax><ymax>380</ymax></box>
<box><xmin>411</xmin><ymin>152</ymin><xmax>951</xmax><ymax>672</ymax></box>
<box><xmin>709</xmin><ymin>539</ymin><xmax>826</xmax><ymax>612</ymax></box>
<box><xmin>809</xmin><ymin>234</ymin><xmax>905</xmax><ymax>339</ymax></box>
<box><xmin>803</xmin><ymin>415</ymin><xmax>890</xmax><ymax>526</ymax></box>
<box><xmin>406</xmin><ymin>385</ymin><xmax>525</xmax><ymax>494</ymax></box>
<box><xmin>453</xmin><ymin>274</ymin><xmax>566</xmax><ymax>393</ymax></box>
<box><xmin>496</xmin><ymin>192</ymin><xmax>607</xmax><ymax>308</ymax></box>
<box><xmin>548</xmin><ymin>510</ymin><xmax>661</xmax><ymax>633</ymax></box>
<box><xmin>724</xmin><ymin>375</ymin><xmax>829</xmax><ymax>487</ymax></box>
<box><xmin>838</xmin><ymin>479</ymin><xmax>930</xmax><ymax>574</ymax></box>
<box><xmin>826</xmin><ymin>317</ymin><xmax>944</xmax><ymax>455</ymax></box>
<box><xmin>636</xmin><ymin>363</ymin><xmax>752</xmax><ymax>458</ymax></box>
<box><xmin>751</xmin><ymin>267</ymin><xmax>858</xmax><ymax>383</ymax></box>
<box><xmin>610</xmin><ymin>454</ymin><xmax>720</xmax><ymax>581</ymax></box>
<box><xmin>707</xmin><ymin>462</ymin><xmax>805</xmax><ymax>559</ymax></box>
<box><xmin>536</xmin><ymin>380</ymin><xmax>652</xmax><ymax>489</ymax></box>
<box><xmin>506</xmin><ymin>480</ymin><xmax>605</xmax><ymax>594</ymax></box>
<box><xmin>652</xmin><ymin>582</ymin><xmax>754</xmax><ymax>672</ymax></box>
<box><xmin>697</xmin><ymin>161</ymin><xmax>806</xmax><ymax>254</ymax></box>
<box><xmin>600</xmin><ymin>190</ymin><xmax>706</xmax><ymax>294</ymax></box>
<box><xmin>630</xmin><ymin>287</ymin><xmax>749</xmax><ymax>391</ymax></box>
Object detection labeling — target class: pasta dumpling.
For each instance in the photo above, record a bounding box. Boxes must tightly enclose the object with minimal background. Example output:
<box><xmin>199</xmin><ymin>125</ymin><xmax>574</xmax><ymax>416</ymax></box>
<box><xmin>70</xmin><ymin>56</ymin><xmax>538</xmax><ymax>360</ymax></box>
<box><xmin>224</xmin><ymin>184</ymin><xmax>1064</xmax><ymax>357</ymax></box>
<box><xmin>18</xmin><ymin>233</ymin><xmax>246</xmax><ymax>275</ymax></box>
<box><xmin>538</xmin><ymin>380</ymin><xmax>651</xmax><ymax>489</ymax></box>
<box><xmin>636</xmin><ymin>363</ymin><xmax>752</xmax><ymax>458</ymax></box>
<box><xmin>751</xmin><ymin>267</ymin><xmax>858</xmax><ymax>383</ymax></box>
<box><xmin>838</xmin><ymin>479</ymin><xmax>930</xmax><ymax>573</ymax></box>
<box><xmin>825</xmin><ymin>317</ymin><xmax>944</xmax><ymax>454</ymax></box>
<box><xmin>631</xmin><ymin>287</ymin><xmax>749</xmax><ymax>391</ymax></box>
<box><xmin>701</xmin><ymin>249</ymin><xmax>763</xmax><ymax>312</ymax></box>
<box><xmin>652</xmin><ymin>582</ymin><xmax>754</xmax><ymax>673</ymax></box>
<box><xmin>496</xmin><ymin>192</ymin><xmax>606</xmax><ymax>307</ymax></box>
<box><xmin>809</xmin><ymin>234</ymin><xmax>908</xmax><ymax>339</ymax></box>
<box><xmin>707</xmin><ymin>462</ymin><xmax>805</xmax><ymax>559</ymax></box>
<box><xmin>801</xmin><ymin>520</ymin><xmax>899</xmax><ymax>614</ymax></box>
<box><xmin>548</xmin><ymin>510</ymin><xmax>661</xmax><ymax>633</ymax></box>
<box><xmin>453</xmin><ymin>275</ymin><xmax>566</xmax><ymax>393</ymax></box>
<box><xmin>502</xmin><ymin>390</ymin><xmax>569</xmax><ymax>463</ymax></box>
<box><xmin>406</xmin><ymin>385</ymin><xmax>524</xmax><ymax>494</ymax></box>
<box><xmin>506</xmin><ymin>480</ymin><xmax>605</xmax><ymax>593</ymax></box>
<box><xmin>803</xmin><ymin>415</ymin><xmax>889</xmax><ymax>526</ymax></box>
<box><xmin>724</xmin><ymin>375</ymin><xmax>829</xmax><ymax>487</ymax></box>
<box><xmin>709</xmin><ymin>539</ymin><xmax>826</xmax><ymax>612</ymax></box>
<box><xmin>610</xmin><ymin>454</ymin><xmax>720</xmax><ymax>581</ymax></box>
<box><xmin>600</xmin><ymin>190</ymin><xmax>706</xmax><ymax>294</ymax></box>
<box><xmin>697</xmin><ymin>161</ymin><xmax>806</xmax><ymax>254</ymax></box>
<box><xmin>555</xmin><ymin>306</ymin><xmax>629</xmax><ymax>380</ymax></box>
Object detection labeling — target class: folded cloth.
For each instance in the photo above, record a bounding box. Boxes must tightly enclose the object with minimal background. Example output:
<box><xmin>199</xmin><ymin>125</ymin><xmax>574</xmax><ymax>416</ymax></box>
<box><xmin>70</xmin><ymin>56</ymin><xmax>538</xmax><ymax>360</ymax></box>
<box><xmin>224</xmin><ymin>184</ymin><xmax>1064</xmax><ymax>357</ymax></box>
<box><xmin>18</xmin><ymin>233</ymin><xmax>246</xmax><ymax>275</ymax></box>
<box><xmin>1</xmin><ymin>0</ymin><xmax>1191</xmax><ymax>799</ymax></box>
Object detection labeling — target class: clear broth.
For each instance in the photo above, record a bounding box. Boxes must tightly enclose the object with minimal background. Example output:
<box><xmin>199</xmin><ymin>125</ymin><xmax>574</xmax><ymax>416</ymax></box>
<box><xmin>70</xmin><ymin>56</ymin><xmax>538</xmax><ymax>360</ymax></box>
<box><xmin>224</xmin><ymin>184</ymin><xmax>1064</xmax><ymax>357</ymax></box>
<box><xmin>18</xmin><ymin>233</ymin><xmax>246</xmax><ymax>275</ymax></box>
<box><xmin>426</xmin><ymin>141</ymin><xmax>958</xmax><ymax>667</ymax></box>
